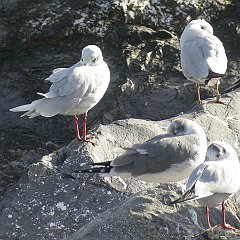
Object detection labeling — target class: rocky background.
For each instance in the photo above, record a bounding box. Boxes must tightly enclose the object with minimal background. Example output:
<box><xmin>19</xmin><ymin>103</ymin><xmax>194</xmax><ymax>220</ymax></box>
<box><xmin>0</xmin><ymin>0</ymin><xmax>240</xmax><ymax>239</ymax></box>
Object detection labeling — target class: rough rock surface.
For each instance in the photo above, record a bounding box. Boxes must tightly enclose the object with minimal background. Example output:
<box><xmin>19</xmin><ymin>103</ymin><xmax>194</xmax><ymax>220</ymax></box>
<box><xmin>1</xmin><ymin>0</ymin><xmax>240</xmax><ymax>239</ymax></box>
<box><xmin>1</xmin><ymin>91</ymin><xmax>240</xmax><ymax>239</ymax></box>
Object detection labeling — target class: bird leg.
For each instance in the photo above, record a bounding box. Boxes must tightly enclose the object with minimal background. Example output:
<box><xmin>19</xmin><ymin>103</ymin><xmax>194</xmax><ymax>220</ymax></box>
<box><xmin>220</xmin><ymin>201</ymin><xmax>238</xmax><ymax>231</ymax></box>
<box><xmin>215</xmin><ymin>81</ymin><xmax>221</xmax><ymax>102</ymax></box>
<box><xmin>213</xmin><ymin>81</ymin><xmax>227</xmax><ymax>104</ymax></box>
<box><xmin>73</xmin><ymin>114</ymin><xmax>96</xmax><ymax>146</ymax></box>
<box><xmin>205</xmin><ymin>207</ymin><xmax>212</xmax><ymax>229</ymax></box>
<box><xmin>73</xmin><ymin>115</ymin><xmax>81</xmax><ymax>140</ymax></box>
<box><xmin>82</xmin><ymin>112</ymin><xmax>87</xmax><ymax>141</ymax></box>
<box><xmin>207</xmin><ymin>80</ymin><xmax>227</xmax><ymax>104</ymax></box>
<box><xmin>196</xmin><ymin>83</ymin><xmax>202</xmax><ymax>105</ymax></box>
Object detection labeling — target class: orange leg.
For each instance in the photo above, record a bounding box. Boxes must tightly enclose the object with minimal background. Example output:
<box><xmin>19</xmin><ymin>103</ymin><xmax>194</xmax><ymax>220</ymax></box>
<box><xmin>196</xmin><ymin>83</ymin><xmax>202</xmax><ymax>105</ymax></box>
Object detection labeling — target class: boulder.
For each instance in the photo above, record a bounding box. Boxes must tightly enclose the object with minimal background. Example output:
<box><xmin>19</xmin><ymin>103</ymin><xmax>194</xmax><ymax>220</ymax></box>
<box><xmin>0</xmin><ymin>90</ymin><xmax>240</xmax><ymax>239</ymax></box>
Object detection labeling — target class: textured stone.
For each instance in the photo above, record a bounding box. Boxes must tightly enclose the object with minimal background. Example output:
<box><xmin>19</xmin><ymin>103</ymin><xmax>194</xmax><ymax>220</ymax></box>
<box><xmin>1</xmin><ymin>0</ymin><xmax>240</xmax><ymax>239</ymax></box>
<box><xmin>0</xmin><ymin>91</ymin><xmax>240</xmax><ymax>239</ymax></box>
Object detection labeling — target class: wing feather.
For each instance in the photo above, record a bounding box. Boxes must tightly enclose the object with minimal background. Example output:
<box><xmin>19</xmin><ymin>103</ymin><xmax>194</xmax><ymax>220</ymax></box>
<box><xmin>202</xmin><ymin>36</ymin><xmax>227</xmax><ymax>75</ymax></box>
<box><xmin>131</xmin><ymin>134</ymin><xmax>199</xmax><ymax>177</ymax></box>
<box><xmin>181</xmin><ymin>40</ymin><xmax>209</xmax><ymax>80</ymax></box>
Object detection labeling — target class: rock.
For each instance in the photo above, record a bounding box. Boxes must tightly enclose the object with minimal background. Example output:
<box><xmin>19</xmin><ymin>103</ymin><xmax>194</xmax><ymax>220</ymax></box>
<box><xmin>1</xmin><ymin>90</ymin><xmax>240</xmax><ymax>239</ymax></box>
<box><xmin>1</xmin><ymin>0</ymin><xmax>240</xmax><ymax>239</ymax></box>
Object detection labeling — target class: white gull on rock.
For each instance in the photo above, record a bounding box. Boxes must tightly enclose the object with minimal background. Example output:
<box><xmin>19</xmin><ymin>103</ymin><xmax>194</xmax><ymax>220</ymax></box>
<box><xmin>180</xmin><ymin>19</ymin><xmax>227</xmax><ymax>104</ymax></box>
<box><xmin>10</xmin><ymin>45</ymin><xmax>110</xmax><ymax>144</ymax></box>
<box><xmin>171</xmin><ymin>141</ymin><xmax>240</xmax><ymax>231</ymax></box>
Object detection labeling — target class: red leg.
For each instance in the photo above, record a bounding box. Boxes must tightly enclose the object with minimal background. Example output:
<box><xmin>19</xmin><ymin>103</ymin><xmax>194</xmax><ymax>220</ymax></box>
<box><xmin>82</xmin><ymin>112</ymin><xmax>87</xmax><ymax>141</ymax></box>
<box><xmin>73</xmin><ymin>115</ymin><xmax>81</xmax><ymax>140</ymax></box>
<box><xmin>220</xmin><ymin>201</ymin><xmax>238</xmax><ymax>231</ymax></box>
<box><xmin>73</xmin><ymin>113</ymin><xmax>96</xmax><ymax>146</ymax></box>
<box><xmin>206</xmin><ymin>207</ymin><xmax>212</xmax><ymax>229</ymax></box>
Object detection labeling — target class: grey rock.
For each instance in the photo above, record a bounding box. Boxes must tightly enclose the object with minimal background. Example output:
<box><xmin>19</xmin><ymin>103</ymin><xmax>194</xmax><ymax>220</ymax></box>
<box><xmin>1</xmin><ymin>0</ymin><xmax>240</xmax><ymax>239</ymax></box>
<box><xmin>1</xmin><ymin>90</ymin><xmax>240</xmax><ymax>239</ymax></box>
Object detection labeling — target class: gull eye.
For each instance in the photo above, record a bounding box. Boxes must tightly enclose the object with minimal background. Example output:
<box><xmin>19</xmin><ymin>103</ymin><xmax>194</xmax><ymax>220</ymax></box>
<box><xmin>216</xmin><ymin>153</ymin><xmax>220</xmax><ymax>158</ymax></box>
<box><xmin>200</xmin><ymin>25</ymin><xmax>205</xmax><ymax>30</ymax></box>
<box><xmin>92</xmin><ymin>57</ymin><xmax>97</xmax><ymax>63</ymax></box>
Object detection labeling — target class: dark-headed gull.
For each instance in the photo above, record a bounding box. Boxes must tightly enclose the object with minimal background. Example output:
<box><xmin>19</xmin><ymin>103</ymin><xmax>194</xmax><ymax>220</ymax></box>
<box><xmin>10</xmin><ymin>45</ymin><xmax>110</xmax><ymax>144</ymax></box>
<box><xmin>171</xmin><ymin>141</ymin><xmax>240</xmax><ymax>231</ymax></box>
<box><xmin>180</xmin><ymin>19</ymin><xmax>227</xmax><ymax>104</ymax></box>
<box><xmin>70</xmin><ymin>118</ymin><xmax>207</xmax><ymax>183</ymax></box>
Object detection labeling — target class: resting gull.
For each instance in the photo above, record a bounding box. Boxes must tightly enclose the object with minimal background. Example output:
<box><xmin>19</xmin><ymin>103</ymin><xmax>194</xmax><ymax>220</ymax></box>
<box><xmin>180</xmin><ymin>19</ymin><xmax>227</xmax><ymax>104</ymax></box>
<box><xmin>70</xmin><ymin>118</ymin><xmax>207</xmax><ymax>183</ymax></box>
<box><xmin>10</xmin><ymin>45</ymin><xmax>110</xmax><ymax>144</ymax></box>
<box><xmin>171</xmin><ymin>141</ymin><xmax>240</xmax><ymax>230</ymax></box>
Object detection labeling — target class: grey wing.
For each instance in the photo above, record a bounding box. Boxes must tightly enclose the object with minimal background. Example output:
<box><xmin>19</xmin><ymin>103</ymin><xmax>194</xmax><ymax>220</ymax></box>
<box><xmin>46</xmin><ymin>61</ymin><xmax>82</xmax><ymax>83</ymax></box>
<box><xmin>135</xmin><ymin>134</ymin><xmax>169</xmax><ymax>154</ymax></box>
<box><xmin>111</xmin><ymin>151</ymin><xmax>137</xmax><ymax>167</ymax></box>
<box><xmin>185</xmin><ymin>163</ymin><xmax>207</xmax><ymax>191</ymax></box>
<box><xmin>181</xmin><ymin>40</ymin><xmax>209</xmax><ymax>80</ymax></box>
<box><xmin>195</xmin><ymin>163</ymin><xmax>240</xmax><ymax>196</ymax></box>
<box><xmin>202</xmin><ymin>36</ymin><xmax>227</xmax><ymax>75</ymax></box>
<box><xmin>42</xmin><ymin>66</ymin><xmax>93</xmax><ymax>100</ymax></box>
<box><xmin>110</xmin><ymin>152</ymin><xmax>139</xmax><ymax>174</ymax></box>
<box><xmin>170</xmin><ymin>163</ymin><xmax>207</xmax><ymax>204</ymax></box>
<box><xmin>33</xmin><ymin>67</ymin><xmax>93</xmax><ymax>117</ymax></box>
<box><xmin>131</xmin><ymin>134</ymin><xmax>199</xmax><ymax>177</ymax></box>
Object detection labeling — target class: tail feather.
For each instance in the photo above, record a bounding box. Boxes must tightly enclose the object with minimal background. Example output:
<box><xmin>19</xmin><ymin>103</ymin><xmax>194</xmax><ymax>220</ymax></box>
<box><xmin>75</xmin><ymin>165</ymin><xmax>112</xmax><ymax>173</ymax></box>
<box><xmin>10</xmin><ymin>99</ymin><xmax>43</xmax><ymax>118</ymax></box>
<box><xmin>64</xmin><ymin>162</ymin><xmax>113</xmax><ymax>179</ymax></box>
<box><xmin>10</xmin><ymin>97</ymin><xmax>69</xmax><ymax>118</ymax></box>
<box><xmin>74</xmin><ymin>162</ymin><xmax>112</xmax><ymax>174</ymax></box>
<box><xmin>10</xmin><ymin>103</ymin><xmax>34</xmax><ymax>112</ymax></box>
<box><xmin>169</xmin><ymin>184</ymin><xmax>196</xmax><ymax>205</ymax></box>
<box><xmin>21</xmin><ymin>110</ymin><xmax>40</xmax><ymax>118</ymax></box>
<box><xmin>89</xmin><ymin>161</ymin><xmax>111</xmax><ymax>167</ymax></box>
<box><xmin>169</xmin><ymin>195</ymin><xmax>196</xmax><ymax>205</ymax></box>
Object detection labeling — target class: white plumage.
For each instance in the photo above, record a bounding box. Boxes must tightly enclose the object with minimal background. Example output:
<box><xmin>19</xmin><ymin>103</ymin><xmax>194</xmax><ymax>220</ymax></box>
<box><xmin>180</xmin><ymin>19</ymin><xmax>227</xmax><ymax>103</ymax></box>
<box><xmin>171</xmin><ymin>141</ymin><xmax>240</xmax><ymax>230</ymax></box>
<box><xmin>10</xmin><ymin>45</ymin><xmax>110</xmax><ymax>143</ymax></box>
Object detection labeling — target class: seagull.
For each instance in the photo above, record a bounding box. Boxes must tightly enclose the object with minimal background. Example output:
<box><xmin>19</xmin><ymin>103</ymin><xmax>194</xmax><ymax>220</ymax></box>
<box><xmin>69</xmin><ymin>118</ymin><xmax>207</xmax><ymax>183</ymax></box>
<box><xmin>170</xmin><ymin>141</ymin><xmax>240</xmax><ymax>231</ymax></box>
<box><xmin>10</xmin><ymin>45</ymin><xmax>110</xmax><ymax>144</ymax></box>
<box><xmin>180</xmin><ymin>19</ymin><xmax>227</xmax><ymax>104</ymax></box>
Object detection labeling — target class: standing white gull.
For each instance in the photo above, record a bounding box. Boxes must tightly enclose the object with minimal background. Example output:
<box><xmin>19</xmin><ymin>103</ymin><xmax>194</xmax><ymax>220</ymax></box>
<box><xmin>10</xmin><ymin>45</ymin><xmax>110</xmax><ymax>144</ymax></box>
<box><xmin>180</xmin><ymin>19</ymin><xmax>227</xmax><ymax>104</ymax></box>
<box><xmin>171</xmin><ymin>141</ymin><xmax>240</xmax><ymax>231</ymax></box>
<box><xmin>70</xmin><ymin>118</ymin><xmax>207</xmax><ymax>183</ymax></box>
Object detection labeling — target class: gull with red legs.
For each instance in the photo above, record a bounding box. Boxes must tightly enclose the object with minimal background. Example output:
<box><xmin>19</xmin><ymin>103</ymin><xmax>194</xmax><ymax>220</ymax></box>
<box><xmin>10</xmin><ymin>45</ymin><xmax>110</xmax><ymax>145</ymax></box>
<box><xmin>170</xmin><ymin>141</ymin><xmax>240</xmax><ymax>231</ymax></box>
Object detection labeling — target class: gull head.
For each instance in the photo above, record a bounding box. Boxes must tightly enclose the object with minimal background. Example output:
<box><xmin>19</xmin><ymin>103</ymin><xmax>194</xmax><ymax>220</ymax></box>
<box><xmin>180</xmin><ymin>19</ymin><xmax>213</xmax><ymax>44</ymax></box>
<box><xmin>80</xmin><ymin>45</ymin><xmax>103</xmax><ymax>66</ymax></box>
<box><xmin>206</xmin><ymin>141</ymin><xmax>237</xmax><ymax>162</ymax></box>
<box><xmin>168</xmin><ymin>118</ymin><xmax>206</xmax><ymax>137</ymax></box>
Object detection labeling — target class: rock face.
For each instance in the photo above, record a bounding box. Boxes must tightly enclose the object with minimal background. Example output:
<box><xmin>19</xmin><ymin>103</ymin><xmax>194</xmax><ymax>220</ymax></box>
<box><xmin>1</xmin><ymin>91</ymin><xmax>240</xmax><ymax>240</ymax></box>
<box><xmin>1</xmin><ymin>0</ymin><xmax>240</xmax><ymax>239</ymax></box>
